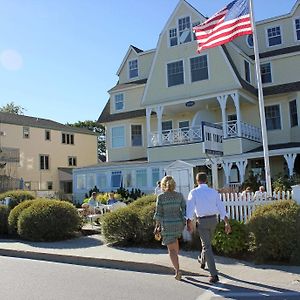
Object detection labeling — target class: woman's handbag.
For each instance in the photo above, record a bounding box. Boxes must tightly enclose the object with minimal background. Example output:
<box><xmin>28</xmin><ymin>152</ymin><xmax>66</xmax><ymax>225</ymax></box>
<box><xmin>182</xmin><ymin>225</ymin><xmax>192</xmax><ymax>242</ymax></box>
<box><xmin>154</xmin><ymin>226</ymin><xmax>162</xmax><ymax>241</ymax></box>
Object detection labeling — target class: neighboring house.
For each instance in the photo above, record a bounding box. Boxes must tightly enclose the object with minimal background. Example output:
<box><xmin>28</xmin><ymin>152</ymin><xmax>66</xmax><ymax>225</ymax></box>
<box><xmin>73</xmin><ymin>0</ymin><xmax>300</xmax><ymax>201</ymax></box>
<box><xmin>0</xmin><ymin>112</ymin><xmax>98</xmax><ymax>198</ymax></box>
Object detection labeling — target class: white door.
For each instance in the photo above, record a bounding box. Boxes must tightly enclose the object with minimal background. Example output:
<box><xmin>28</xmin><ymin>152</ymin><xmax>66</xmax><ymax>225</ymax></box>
<box><xmin>168</xmin><ymin>168</ymin><xmax>192</xmax><ymax>199</ymax></box>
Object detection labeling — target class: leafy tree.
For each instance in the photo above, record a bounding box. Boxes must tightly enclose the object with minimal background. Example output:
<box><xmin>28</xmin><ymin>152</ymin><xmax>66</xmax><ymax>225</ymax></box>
<box><xmin>67</xmin><ymin>120</ymin><xmax>106</xmax><ymax>158</ymax></box>
<box><xmin>0</xmin><ymin>102</ymin><xmax>25</xmax><ymax>114</ymax></box>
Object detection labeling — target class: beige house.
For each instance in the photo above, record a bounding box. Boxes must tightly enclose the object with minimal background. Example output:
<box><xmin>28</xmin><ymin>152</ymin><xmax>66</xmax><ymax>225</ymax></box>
<box><xmin>0</xmin><ymin>112</ymin><xmax>98</xmax><ymax>198</ymax></box>
<box><xmin>73</xmin><ymin>0</ymin><xmax>300</xmax><ymax>201</ymax></box>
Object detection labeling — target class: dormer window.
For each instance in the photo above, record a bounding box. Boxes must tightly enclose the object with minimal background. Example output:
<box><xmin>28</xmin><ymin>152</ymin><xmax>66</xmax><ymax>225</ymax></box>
<box><xmin>267</xmin><ymin>26</ymin><xmax>282</xmax><ymax>47</ymax></box>
<box><xmin>178</xmin><ymin>16</ymin><xmax>191</xmax><ymax>44</ymax></box>
<box><xmin>169</xmin><ymin>28</ymin><xmax>178</xmax><ymax>47</ymax></box>
<box><xmin>114</xmin><ymin>93</ymin><xmax>124</xmax><ymax>111</ymax></box>
<box><xmin>129</xmin><ymin>59</ymin><xmax>138</xmax><ymax>78</ymax></box>
<box><xmin>295</xmin><ymin>18</ymin><xmax>300</xmax><ymax>41</ymax></box>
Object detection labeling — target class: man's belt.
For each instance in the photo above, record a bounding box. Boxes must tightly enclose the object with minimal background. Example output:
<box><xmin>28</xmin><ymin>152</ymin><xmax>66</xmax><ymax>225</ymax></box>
<box><xmin>197</xmin><ymin>214</ymin><xmax>217</xmax><ymax>220</ymax></box>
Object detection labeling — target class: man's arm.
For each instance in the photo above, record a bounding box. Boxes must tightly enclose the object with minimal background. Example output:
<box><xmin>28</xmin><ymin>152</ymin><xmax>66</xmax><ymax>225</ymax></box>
<box><xmin>186</xmin><ymin>191</ymin><xmax>196</xmax><ymax>232</ymax></box>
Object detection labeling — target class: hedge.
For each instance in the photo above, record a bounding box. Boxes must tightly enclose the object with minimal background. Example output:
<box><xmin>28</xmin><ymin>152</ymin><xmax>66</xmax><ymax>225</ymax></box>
<box><xmin>0</xmin><ymin>190</ymin><xmax>35</xmax><ymax>209</ymax></box>
<box><xmin>0</xmin><ymin>204</ymin><xmax>9</xmax><ymax>234</ymax></box>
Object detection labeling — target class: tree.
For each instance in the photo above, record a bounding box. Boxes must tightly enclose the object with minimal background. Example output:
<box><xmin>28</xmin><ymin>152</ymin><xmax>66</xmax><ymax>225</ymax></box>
<box><xmin>67</xmin><ymin>120</ymin><xmax>106</xmax><ymax>159</ymax></box>
<box><xmin>0</xmin><ymin>102</ymin><xmax>25</xmax><ymax>114</ymax></box>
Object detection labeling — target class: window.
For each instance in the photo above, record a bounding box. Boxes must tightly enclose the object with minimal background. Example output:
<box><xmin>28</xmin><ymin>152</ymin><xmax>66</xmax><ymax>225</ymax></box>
<box><xmin>190</xmin><ymin>55</ymin><xmax>208</xmax><ymax>82</ymax></box>
<box><xmin>97</xmin><ymin>174</ymin><xmax>107</xmax><ymax>189</ymax></box>
<box><xmin>114</xmin><ymin>93</ymin><xmax>124</xmax><ymax>111</ymax></box>
<box><xmin>136</xmin><ymin>169</ymin><xmax>147</xmax><ymax>187</ymax></box>
<box><xmin>178</xmin><ymin>16</ymin><xmax>191</xmax><ymax>44</ymax></box>
<box><xmin>169</xmin><ymin>28</ymin><xmax>178</xmax><ymax>46</ymax></box>
<box><xmin>228</xmin><ymin>114</ymin><xmax>237</xmax><ymax>121</ymax></box>
<box><xmin>40</xmin><ymin>155</ymin><xmax>49</xmax><ymax>170</ymax></box>
<box><xmin>129</xmin><ymin>59</ymin><xmax>138</xmax><ymax>78</ymax></box>
<box><xmin>179</xmin><ymin>120</ymin><xmax>189</xmax><ymax>129</ymax></box>
<box><xmin>47</xmin><ymin>181</ymin><xmax>53</xmax><ymax>190</ymax></box>
<box><xmin>261</xmin><ymin>63</ymin><xmax>272</xmax><ymax>84</ymax></box>
<box><xmin>68</xmin><ymin>156</ymin><xmax>77</xmax><ymax>166</ymax></box>
<box><xmin>295</xmin><ymin>18</ymin><xmax>300</xmax><ymax>41</ymax></box>
<box><xmin>87</xmin><ymin>174</ymin><xmax>96</xmax><ymax>189</ymax></box>
<box><xmin>62</xmin><ymin>133</ymin><xmax>74</xmax><ymax>145</ymax></box>
<box><xmin>167</xmin><ymin>60</ymin><xmax>184</xmax><ymax>87</ymax></box>
<box><xmin>131</xmin><ymin>125</ymin><xmax>142</xmax><ymax>146</ymax></box>
<box><xmin>76</xmin><ymin>174</ymin><xmax>86</xmax><ymax>189</ymax></box>
<box><xmin>152</xmin><ymin>168</ymin><xmax>160</xmax><ymax>187</ymax></box>
<box><xmin>192</xmin><ymin>21</ymin><xmax>200</xmax><ymax>40</ymax></box>
<box><xmin>289</xmin><ymin>100</ymin><xmax>298</xmax><ymax>127</ymax></box>
<box><xmin>265</xmin><ymin>105</ymin><xmax>281</xmax><ymax>130</ymax></box>
<box><xmin>112</xmin><ymin>126</ymin><xmax>125</xmax><ymax>148</ymax></box>
<box><xmin>23</xmin><ymin>127</ymin><xmax>30</xmax><ymax>139</ymax></box>
<box><xmin>111</xmin><ymin>171</ymin><xmax>122</xmax><ymax>188</ymax></box>
<box><xmin>45</xmin><ymin>130</ymin><xmax>51</xmax><ymax>141</ymax></box>
<box><xmin>267</xmin><ymin>26</ymin><xmax>282</xmax><ymax>46</ymax></box>
<box><xmin>244</xmin><ymin>60</ymin><xmax>251</xmax><ymax>83</ymax></box>
<box><xmin>246</xmin><ymin>34</ymin><xmax>253</xmax><ymax>48</ymax></box>
<box><xmin>162</xmin><ymin>120</ymin><xmax>172</xmax><ymax>133</ymax></box>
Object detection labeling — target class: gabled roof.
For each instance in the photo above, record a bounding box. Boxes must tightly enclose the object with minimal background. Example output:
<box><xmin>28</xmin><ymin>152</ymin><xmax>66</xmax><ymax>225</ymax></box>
<box><xmin>0</xmin><ymin>112</ymin><xmax>96</xmax><ymax>135</ymax></box>
<box><xmin>108</xmin><ymin>78</ymin><xmax>147</xmax><ymax>93</ymax></box>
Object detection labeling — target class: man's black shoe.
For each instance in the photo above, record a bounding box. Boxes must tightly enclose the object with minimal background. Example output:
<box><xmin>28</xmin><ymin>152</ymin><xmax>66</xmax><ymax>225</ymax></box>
<box><xmin>208</xmin><ymin>275</ymin><xmax>219</xmax><ymax>284</ymax></box>
<box><xmin>197</xmin><ymin>256</ymin><xmax>205</xmax><ymax>269</ymax></box>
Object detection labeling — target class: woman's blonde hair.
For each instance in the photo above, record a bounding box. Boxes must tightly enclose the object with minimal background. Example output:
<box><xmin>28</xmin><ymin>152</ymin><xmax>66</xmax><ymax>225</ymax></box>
<box><xmin>161</xmin><ymin>175</ymin><xmax>176</xmax><ymax>192</ymax></box>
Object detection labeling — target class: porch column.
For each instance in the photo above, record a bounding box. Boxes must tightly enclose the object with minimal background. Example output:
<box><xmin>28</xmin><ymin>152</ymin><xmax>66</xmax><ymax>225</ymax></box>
<box><xmin>222</xmin><ymin>161</ymin><xmax>233</xmax><ymax>186</ymax></box>
<box><xmin>217</xmin><ymin>95</ymin><xmax>228</xmax><ymax>138</ymax></box>
<box><xmin>146</xmin><ymin>107</ymin><xmax>152</xmax><ymax>147</ymax></box>
<box><xmin>236</xmin><ymin>159</ymin><xmax>248</xmax><ymax>184</ymax></box>
<box><xmin>284</xmin><ymin>153</ymin><xmax>297</xmax><ymax>177</ymax></box>
<box><xmin>155</xmin><ymin>105</ymin><xmax>164</xmax><ymax>145</ymax></box>
<box><xmin>231</xmin><ymin>93</ymin><xmax>242</xmax><ymax>137</ymax></box>
<box><xmin>211</xmin><ymin>161</ymin><xmax>219</xmax><ymax>190</ymax></box>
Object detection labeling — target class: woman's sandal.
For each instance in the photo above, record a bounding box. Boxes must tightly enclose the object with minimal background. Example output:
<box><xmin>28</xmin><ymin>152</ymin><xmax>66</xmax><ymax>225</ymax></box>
<box><xmin>174</xmin><ymin>271</ymin><xmax>182</xmax><ymax>281</ymax></box>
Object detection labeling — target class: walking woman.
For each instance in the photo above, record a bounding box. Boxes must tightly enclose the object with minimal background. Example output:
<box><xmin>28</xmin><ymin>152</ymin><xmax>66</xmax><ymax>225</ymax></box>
<box><xmin>153</xmin><ymin>175</ymin><xmax>186</xmax><ymax>280</ymax></box>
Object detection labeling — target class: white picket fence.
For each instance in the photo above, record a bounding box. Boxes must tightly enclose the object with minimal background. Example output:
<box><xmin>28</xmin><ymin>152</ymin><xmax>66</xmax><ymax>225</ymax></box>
<box><xmin>220</xmin><ymin>191</ymin><xmax>293</xmax><ymax>223</ymax></box>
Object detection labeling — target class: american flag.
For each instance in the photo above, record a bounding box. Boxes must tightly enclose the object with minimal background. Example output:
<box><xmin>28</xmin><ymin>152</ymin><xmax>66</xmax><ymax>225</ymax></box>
<box><xmin>193</xmin><ymin>0</ymin><xmax>253</xmax><ymax>53</ymax></box>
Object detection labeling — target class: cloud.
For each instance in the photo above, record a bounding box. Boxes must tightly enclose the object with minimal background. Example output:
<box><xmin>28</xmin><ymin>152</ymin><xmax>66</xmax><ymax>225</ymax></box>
<box><xmin>0</xmin><ymin>49</ymin><xmax>23</xmax><ymax>71</ymax></box>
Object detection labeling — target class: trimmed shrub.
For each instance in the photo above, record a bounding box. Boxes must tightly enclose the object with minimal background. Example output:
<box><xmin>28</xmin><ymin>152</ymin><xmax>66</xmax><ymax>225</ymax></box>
<box><xmin>0</xmin><ymin>190</ymin><xmax>35</xmax><ymax>210</ymax></box>
<box><xmin>0</xmin><ymin>204</ymin><xmax>9</xmax><ymax>234</ymax></box>
<box><xmin>248</xmin><ymin>200</ymin><xmax>300</xmax><ymax>263</ymax></box>
<box><xmin>17</xmin><ymin>199</ymin><xmax>81</xmax><ymax>241</ymax></box>
<box><xmin>130</xmin><ymin>194</ymin><xmax>156</xmax><ymax>209</ymax></box>
<box><xmin>8</xmin><ymin>199</ymin><xmax>36</xmax><ymax>234</ymax></box>
<box><xmin>212</xmin><ymin>219</ymin><xmax>249</xmax><ymax>256</ymax></box>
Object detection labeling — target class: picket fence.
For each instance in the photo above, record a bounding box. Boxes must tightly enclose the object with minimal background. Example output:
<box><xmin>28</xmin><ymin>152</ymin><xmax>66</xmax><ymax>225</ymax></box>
<box><xmin>220</xmin><ymin>191</ymin><xmax>293</xmax><ymax>223</ymax></box>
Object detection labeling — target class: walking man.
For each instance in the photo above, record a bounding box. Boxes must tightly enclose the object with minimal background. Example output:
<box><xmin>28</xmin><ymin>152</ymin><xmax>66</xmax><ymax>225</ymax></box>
<box><xmin>186</xmin><ymin>172</ymin><xmax>231</xmax><ymax>284</ymax></box>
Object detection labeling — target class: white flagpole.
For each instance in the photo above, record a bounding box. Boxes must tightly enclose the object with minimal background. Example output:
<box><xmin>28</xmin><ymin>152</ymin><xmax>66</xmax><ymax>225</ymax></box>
<box><xmin>249</xmin><ymin>0</ymin><xmax>272</xmax><ymax>196</ymax></box>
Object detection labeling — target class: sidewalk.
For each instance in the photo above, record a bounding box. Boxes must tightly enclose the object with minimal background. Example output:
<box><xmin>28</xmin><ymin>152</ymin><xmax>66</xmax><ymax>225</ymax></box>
<box><xmin>1</xmin><ymin>232</ymin><xmax>300</xmax><ymax>294</ymax></box>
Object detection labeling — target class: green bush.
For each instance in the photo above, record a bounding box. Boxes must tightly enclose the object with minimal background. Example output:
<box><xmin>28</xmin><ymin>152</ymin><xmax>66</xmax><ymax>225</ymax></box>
<box><xmin>0</xmin><ymin>190</ymin><xmax>35</xmax><ymax>210</ymax></box>
<box><xmin>248</xmin><ymin>200</ymin><xmax>300</xmax><ymax>263</ymax></box>
<box><xmin>17</xmin><ymin>199</ymin><xmax>81</xmax><ymax>241</ymax></box>
<box><xmin>212</xmin><ymin>219</ymin><xmax>249</xmax><ymax>255</ymax></box>
<box><xmin>8</xmin><ymin>199</ymin><xmax>36</xmax><ymax>234</ymax></box>
<box><xmin>130</xmin><ymin>194</ymin><xmax>156</xmax><ymax>209</ymax></box>
<box><xmin>0</xmin><ymin>205</ymin><xmax>9</xmax><ymax>234</ymax></box>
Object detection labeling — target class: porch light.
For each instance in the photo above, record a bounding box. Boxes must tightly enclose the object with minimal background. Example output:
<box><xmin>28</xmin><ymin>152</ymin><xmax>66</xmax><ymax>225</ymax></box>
<box><xmin>185</xmin><ymin>101</ymin><xmax>195</xmax><ymax>107</ymax></box>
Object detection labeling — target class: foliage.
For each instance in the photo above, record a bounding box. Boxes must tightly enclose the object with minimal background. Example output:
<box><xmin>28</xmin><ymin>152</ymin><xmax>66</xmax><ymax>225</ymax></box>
<box><xmin>116</xmin><ymin>187</ymin><xmax>144</xmax><ymax>201</ymax></box>
<box><xmin>240</xmin><ymin>171</ymin><xmax>261</xmax><ymax>192</ymax></box>
<box><xmin>272</xmin><ymin>174</ymin><xmax>295</xmax><ymax>192</ymax></box>
<box><xmin>0</xmin><ymin>190</ymin><xmax>35</xmax><ymax>209</ymax></box>
<box><xmin>67</xmin><ymin>120</ymin><xmax>106</xmax><ymax>157</ymax></box>
<box><xmin>8</xmin><ymin>200</ymin><xmax>36</xmax><ymax>234</ymax></box>
<box><xmin>0</xmin><ymin>205</ymin><xmax>9</xmax><ymax>234</ymax></box>
<box><xmin>17</xmin><ymin>199</ymin><xmax>81</xmax><ymax>241</ymax></box>
<box><xmin>212</xmin><ymin>219</ymin><xmax>249</xmax><ymax>255</ymax></box>
<box><xmin>130</xmin><ymin>194</ymin><xmax>156</xmax><ymax>209</ymax></box>
<box><xmin>248</xmin><ymin>200</ymin><xmax>300</xmax><ymax>264</ymax></box>
<box><xmin>0</xmin><ymin>101</ymin><xmax>25</xmax><ymax>114</ymax></box>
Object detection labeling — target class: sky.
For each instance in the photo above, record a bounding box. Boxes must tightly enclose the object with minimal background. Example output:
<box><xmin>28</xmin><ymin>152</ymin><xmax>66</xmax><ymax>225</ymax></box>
<box><xmin>0</xmin><ymin>0</ymin><xmax>297</xmax><ymax>124</ymax></box>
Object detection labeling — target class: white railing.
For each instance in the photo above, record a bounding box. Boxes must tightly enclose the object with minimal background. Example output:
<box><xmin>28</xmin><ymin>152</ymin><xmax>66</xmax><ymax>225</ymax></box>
<box><xmin>226</xmin><ymin>121</ymin><xmax>262</xmax><ymax>142</ymax></box>
<box><xmin>220</xmin><ymin>191</ymin><xmax>293</xmax><ymax>223</ymax></box>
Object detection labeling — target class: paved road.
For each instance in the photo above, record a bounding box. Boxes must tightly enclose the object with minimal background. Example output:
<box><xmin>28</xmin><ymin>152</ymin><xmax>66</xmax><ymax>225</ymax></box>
<box><xmin>1</xmin><ymin>256</ymin><xmax>300</xmax><ymax>300</ymax></box>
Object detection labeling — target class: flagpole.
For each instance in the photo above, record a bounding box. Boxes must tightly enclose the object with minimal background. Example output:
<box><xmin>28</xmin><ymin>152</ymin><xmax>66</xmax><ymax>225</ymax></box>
<box><xmin>249</xmin><ymin>0</ymin><xmax>272</xmax><ymax>196</ymax></box>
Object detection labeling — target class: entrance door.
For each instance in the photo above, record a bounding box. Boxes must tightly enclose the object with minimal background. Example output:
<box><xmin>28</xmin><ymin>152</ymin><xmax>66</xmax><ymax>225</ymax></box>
<box><xmin>168</xmin><ymin>168</ymin><xmax>191</xmax><ymax>199</ymax></box>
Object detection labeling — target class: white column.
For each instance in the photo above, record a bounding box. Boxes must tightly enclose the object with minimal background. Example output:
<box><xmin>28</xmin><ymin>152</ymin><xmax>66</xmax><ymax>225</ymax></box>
<box><xmin>155</xmin><ymin>106</ymin><xmax>164</xmax><ymax>145</ymax></box>
<box><xmin>211</xmin><ymin>160</ymin><xmax>219</xmax><ymax>190</ymax></box>
<box><xmin>232</xmin><ymin>93</ymin><xmax>242</xmax><ymax>137</ymax></box>
<box><xmin>217</xmin><ymin>95</ymin><xmax>228</xmax><ymax>138</ymax></box>
<box><xmin>146</xmin><ymin>107</ymin><xmax>152</xmax><ymax>147</ymax></box>
<box><xmin>236</xmin><ymin>159</ymin><xmax>248</xmax><ymax>184</ymax></box>
<box><xmin>284</xmin><ymin>153</ymin><xmax>297</xmax><ymax>177</ymax></box>
<box><xmin>222</xmin><ymin>161</ymin><xmax>233</xmax><ymax>186</ymax></box>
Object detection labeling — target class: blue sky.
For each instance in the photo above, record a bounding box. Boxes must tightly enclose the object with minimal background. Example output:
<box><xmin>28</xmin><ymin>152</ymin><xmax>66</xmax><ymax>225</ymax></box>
<box><xmin>0</xmin><ymin>0</ymin><xmax>297</xmax><ymax>124</ymax></box>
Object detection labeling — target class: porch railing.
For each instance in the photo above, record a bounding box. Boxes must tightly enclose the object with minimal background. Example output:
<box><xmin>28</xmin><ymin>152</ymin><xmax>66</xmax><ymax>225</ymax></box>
<box><xmin>226</xmin><ymin>121</ymin><xmax>262</xmax><ymax>142</ymax></box>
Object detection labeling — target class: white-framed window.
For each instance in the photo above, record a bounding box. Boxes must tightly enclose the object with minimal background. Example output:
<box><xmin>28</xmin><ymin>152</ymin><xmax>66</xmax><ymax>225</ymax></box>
<box><xmin>62</xmin><ymin>133</ymin><xmax>74</xmax><ymax>145</ymax></box>
<box><xmin>111</xmin><ymin>171</ymin><xmax>122</xmax><ymax>188</ymax></box>
<box><xmin>246</xmin><ymin>34</ymin><xmax>254</xmax><ymax>48</ymax></box>
<box><xmin>244</xmin><ymin>60</ymin><xmax>251</xmax><ymax>83</ymax></box>
<box><xmin>289</xmin><ymin>99</ymin><xmax>298</xmax><ymax>127</ymax></box>
<box><xmin>265</xmin><ymin>104</ymin><xmax>281</xmax><ymax>130</ymax></box>
<box><xmin>47</xmin><ymin>181</ymin><xmax>53</xmax><ymax>190</ymax></box>
<box><xmin>97</xmin><ymin>174</ymin><xmax>107</xmax><ymax>189</ymax></box>
<box><xmin>179</xmin><ymin>120</ymin><xmax>189</xmax><ymax>132</ymax></box>
<box><xmin>162</xmin><ymin>120</ymin><xmax>172</xmax><ymax>133</ymax></box>
<box><xmin>260</xmin><ymin>63</ymin><xmax>272</xmax><ymax>84</ymax></box>
<box><xmin>136</xmin><ymin>169</ymin><xmax>147</xmax><ymax>187</ymax></box>
<box><xmin>23</xmin><ymin>127</ymin><xmax>30</xmax><ymax>139</ymax></box>
<box><xmin>192</xmin><ymin>21</ymin><xmax>200</xmax><ymax>40</ymax></box>
<box><xmin>178</xmin><ymin>16</ymin><xmax>191</xmax><ymax>44</ymax></box>
<box><xmin>167</xmin><ymin>60</ymin><xmax>184</xmax><ymax>87</ymax></box>
<box><xmin>111</xmin><ymin>126</ymin><xmax>125</xmax><ymax>148</ymax></box>
<box><xmin>267</xmin><ymin>26</ymin><xmax>282</xmax><ymax>47</ymax></box>
<box><xmin>114</xmin><ymin>93</ymin><xmax>124</xmax><ymax>111</ymax></box>
<box><xmin>190</xmin><ymin>55</ymin><xmax>208</xmax><ymax>82</ymax></box>
<box><xmin>151</xmin><ymin>168</ymin><xmax>160</xmax><ymax>187</ymax></box>
<box><xmin>169</xmin><ymin>28</ymin><xmax>178</xmax><ymax>47</ymax></box>
<box><xmin>76</xmin><ymin>174</ymin><xmax>86</xmax><ymax>190</ymax></box>
<box><xmin>87</xmin><ymin>174</ymin><xmax>96</xmax><ymax>189</ymax></box>
<box><xmin>68</xmin><ymin>156</ymin><xmax>77</xmax><ymax>166</ymax></box>
<box><xmin>124</xmin><ymin>172</ymin><xmax>132</xmax><ymax>188</ymax></box>
<box><xmin>131</xmin><ymin>124</ymin><xmax>142</xmax><ymax>146</ymax></box>
<box><xmin>295</xmin><ymin>18</ymin><xmax>300</xmax><ymax>41</ymax></box>
<box><xmin>129</xmin><ymin>59</ymin><xmax>138</xmax><ymax>78</ymax></box>
<box><xmin>45</xmin><ymin>130</ymin><xmax>51</xmax><ymax>141</ymax></box>
<box><xmin>40</xmin><ymin>154</ymin><xmax>49</xmax><ymax>170</ymax></box>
